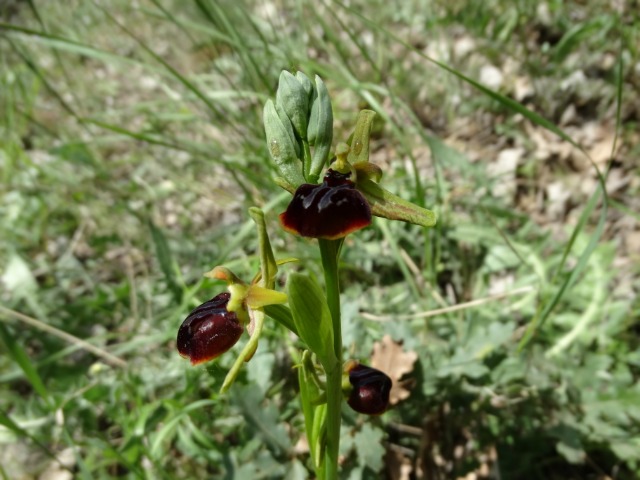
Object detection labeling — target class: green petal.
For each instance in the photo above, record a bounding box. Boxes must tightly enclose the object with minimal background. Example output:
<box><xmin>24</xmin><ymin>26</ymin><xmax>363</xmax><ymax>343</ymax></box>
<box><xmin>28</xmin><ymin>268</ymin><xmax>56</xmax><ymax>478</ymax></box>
<box><xmin>347</xmin><ymin>109</ymin><xmax>376</xmax><ymax>164</ymax></box>
<box><xmin>357</xmin><ymin>178</ymin><xmax>437</xmax><ymax>228</ymax></box>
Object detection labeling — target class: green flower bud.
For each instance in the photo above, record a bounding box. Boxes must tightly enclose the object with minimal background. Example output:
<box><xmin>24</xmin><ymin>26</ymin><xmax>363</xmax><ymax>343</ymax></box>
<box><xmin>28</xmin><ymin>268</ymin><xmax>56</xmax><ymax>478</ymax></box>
<box><xmin>308</xmin><ymin>75</ymin><xmax>333</xmax><ymax>183</ymax></box>
<box><xmin>295</xmin><ymin>71</ymin><xmax>315</xmax><ymax>101</ymax></box>
<box><xmin>276</xmin><ymin>103</ymin><xmax>300</xmax><ymax>158</ymax></box>
<box><xmin>263</xmin><ymin>99</ymin><xmax>305</xmax><ymax>187</ymax></box>
<box><xmin>276</xmin><ymin>70</ymin><xmax>309</xmax><ymax>140</ymax></box>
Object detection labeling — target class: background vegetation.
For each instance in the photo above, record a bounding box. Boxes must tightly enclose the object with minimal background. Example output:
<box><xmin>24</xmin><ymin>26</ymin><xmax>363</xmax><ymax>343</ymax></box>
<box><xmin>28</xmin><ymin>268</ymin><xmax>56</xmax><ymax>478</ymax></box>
<box><xmin>1</xmin><ymin>0</ymin><xmax>638</xmax><ymax>478</ymax></box>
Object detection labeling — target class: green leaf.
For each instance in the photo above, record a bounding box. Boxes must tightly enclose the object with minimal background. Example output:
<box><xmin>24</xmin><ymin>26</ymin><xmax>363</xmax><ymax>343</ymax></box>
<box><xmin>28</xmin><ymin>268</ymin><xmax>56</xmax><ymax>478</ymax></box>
<box><xmin>298</xmin><ymin>351</ymin><xmax>325</xmax><ymax>469</ymax></box>
<box><xmin>263</xmin><ymin>304</ymin><xmax>297</xmax><ymax>336</ymax></box>
<box><xmin>550</xmin><ymin>424</ymin><xmax>586</xmax><ymax>464</ymax></box>
<box><xmin>287</xmin><ymin>273</ymin><xmax>336</xmax><ymax>368</ymax></box>
<box><xmin>298</xmin><ymin>354</ymin><xmax>317</xmax><ymax>448</ymax></box>
<box><xmin>311</xmin><ymin>403</ymin><xmax>327</xmax><ymax>470</ymax></box>
<box><xmin>0</xmin><ymin>409</ymin><xmax>56</xmax><ymax>461</ymax></box>
<box><xmin>0</xmin><ymin>323</ymin><xmax>50</xmax><ymax>405</ymax></box>
<box><xmin>353</xmin><ymin>424</ymin><xmax>385</xmax><ymax>472</ymax></box>
<box><xmin>232</xmin><ymin>384</ymin><xmax>291</xmax><ymax>454</ymax></box>
<box><xmin>149</xmin><ymin>399</ymin><xmax>217</xmax><ymax>460</ymax></box>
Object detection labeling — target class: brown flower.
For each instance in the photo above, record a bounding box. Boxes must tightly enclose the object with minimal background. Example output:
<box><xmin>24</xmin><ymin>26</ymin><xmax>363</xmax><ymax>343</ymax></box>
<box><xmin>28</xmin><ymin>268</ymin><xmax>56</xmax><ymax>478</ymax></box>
<box><xmin>177</xmin><ymin>292</ymin><xmax>244</xmax><ymax>365</ymax></box>
<box><xmin>346</xmin><ymin>363</ymin><xmax>392</xmax><ymax>415</ymax></box>
<box><xmin>279</xmin><ymin>169</ymin><xmax>371</xmax><ymax>240</ymax></box>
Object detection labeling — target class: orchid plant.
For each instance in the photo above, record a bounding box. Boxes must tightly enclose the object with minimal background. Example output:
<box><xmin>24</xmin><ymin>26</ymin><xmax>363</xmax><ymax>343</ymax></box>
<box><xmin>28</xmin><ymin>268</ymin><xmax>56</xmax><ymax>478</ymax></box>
<box><xmin>177</xmin><ymin>71</ymin><xmax>436</xmax><ymax>479</ymax></box>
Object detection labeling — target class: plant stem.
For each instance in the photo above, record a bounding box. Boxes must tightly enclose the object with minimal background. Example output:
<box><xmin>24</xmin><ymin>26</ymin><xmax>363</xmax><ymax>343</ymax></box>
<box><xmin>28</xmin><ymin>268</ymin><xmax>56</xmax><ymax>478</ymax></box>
<box><xmin>318</xmin><ymin>238</ymin><xmax>343</xmax><ymax>480</ymax></box>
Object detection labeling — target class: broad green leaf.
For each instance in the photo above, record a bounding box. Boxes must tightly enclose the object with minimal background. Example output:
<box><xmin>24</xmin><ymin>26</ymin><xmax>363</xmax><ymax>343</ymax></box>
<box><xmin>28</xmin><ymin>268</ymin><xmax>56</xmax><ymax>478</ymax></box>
<box><xmin>298</xmin><ymin>351</ymin><xmax>321</xmax><ymax>466</ymax></box>
<box><xmin>287</xmin><ymin>273</ymin><xmax>336</xmax><ymax>368</ymax></box>
<box><xmin>311</xmin><ymin>403</ymin><xmax>327</xmax><ymax>469</ymax></box>
<box><xmin>263</xmin><ymin>304</ymin><xmax>297</xmax><ymax>336</ymax></box>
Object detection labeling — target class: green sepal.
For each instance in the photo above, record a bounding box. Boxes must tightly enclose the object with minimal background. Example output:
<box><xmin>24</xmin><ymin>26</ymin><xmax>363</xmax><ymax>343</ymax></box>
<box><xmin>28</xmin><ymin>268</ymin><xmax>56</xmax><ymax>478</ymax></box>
<box><xmin>343</xmin><ymin>109</ymin><xmax>436</xmax><ymax>227</ymax></box>
<box><xmin>245</xmin><ymin>285</ymin><xmax>287</xmax><ymax>309</ymax></box>
<box><xmin>249</xmin><ymin>207</ymin><xmax>278</xmax><ymax>289</ymax></box>
<box><xmin>347</xmin><ymin>109</ymin><xmax>376</xmax><ymax>164</ymax></box>
<box><xmin>273</xmin><ymin>176</ymin><xmax>296</xmax><ymax>194</ymax></box>
<box><xmin>203</xmin><ymin>265</ymin><xmax>242</xmax><ymax>284</ymax></box>
<box><xmin>276</xmin><ymin>70</ymin><xmax>309</xmax><ymax>140</ymax></box>
<box><xmin>287</xmin><ymin>273</ymin><xmax>336</xmax><ymax>368</ymax></box>
<box><xmin>308</xmin><ymin>75</ymin><xmax>333</xmax><ymax>184</ymax></box>
<box><xmin>263</xmin><ymin>99</ymin><xmax>305</xmax><ymax>187</ymax></box>
<box><xmin>295</xmin><ymin>71</ymin><xmax>314</xmax><ymax>101</ymax></box>
<box><xmin>357</xmin><ymin>177</ymin><xmax>437</xmax><ymax>227</ymax></box>
<box><xmin>353</xmin><ymin>161</ymin><xmax>383</xmax><ymax>183</ymax></box>
<box><xmin>275</xmin><ymin>103</ymin><xmax>301</xmax><ymax>158</ymax></box>
<box><xmin>251</xmin><ymin>257</ymin><xmax>298</xmax><ymax>285</ymax></box>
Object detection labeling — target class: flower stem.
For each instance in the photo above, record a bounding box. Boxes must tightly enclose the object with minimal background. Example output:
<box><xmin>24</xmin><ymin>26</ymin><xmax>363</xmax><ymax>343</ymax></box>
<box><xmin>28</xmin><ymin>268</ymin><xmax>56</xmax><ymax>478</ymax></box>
<box><xmin>318</xmin><ymin>238</ymin><xmax>343</xmax><ymax>480</ymax></box>
<box><xmin>319</xmin><ymin>239</ymin><xmax>343</xmax><ymax>356</ymax></box>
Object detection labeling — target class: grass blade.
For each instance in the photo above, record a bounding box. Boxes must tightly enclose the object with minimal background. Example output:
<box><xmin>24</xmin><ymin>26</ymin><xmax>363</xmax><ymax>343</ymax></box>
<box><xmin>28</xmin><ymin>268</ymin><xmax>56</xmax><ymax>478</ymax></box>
<box><xmin>0</xmin><ymin>323</ymin><xmax>50</xmax><ymax>405</ymax></box>
<box><xmin>148</xmin><ymin>219</ymin><xmax>183</xmax><ymax>304</ymax></box>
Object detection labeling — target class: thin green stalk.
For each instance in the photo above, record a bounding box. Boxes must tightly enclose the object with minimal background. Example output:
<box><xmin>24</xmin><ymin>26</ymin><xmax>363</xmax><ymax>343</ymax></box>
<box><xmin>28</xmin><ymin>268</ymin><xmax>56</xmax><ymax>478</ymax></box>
<box><xmin>318</xmin><ymin>238</ymin><xmax>343</xmax><ymax>480</ymax></box>
<box><xmin>319</xmin><ymin>239</ymin><xmax>343</xmax><ymax>356</ymax></box>
<box><xmin>324</xmin><ymin>363</ymin><xmax>342</xmax><ymax>480</ymax></box>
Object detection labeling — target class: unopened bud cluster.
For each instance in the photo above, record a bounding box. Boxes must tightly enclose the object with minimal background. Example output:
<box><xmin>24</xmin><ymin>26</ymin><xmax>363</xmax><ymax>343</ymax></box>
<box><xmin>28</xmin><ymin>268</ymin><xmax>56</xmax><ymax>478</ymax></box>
<box><xmin>264</xmin><ymin>71</ymin><xmax>333</xmax><ymax>186</ymax></box>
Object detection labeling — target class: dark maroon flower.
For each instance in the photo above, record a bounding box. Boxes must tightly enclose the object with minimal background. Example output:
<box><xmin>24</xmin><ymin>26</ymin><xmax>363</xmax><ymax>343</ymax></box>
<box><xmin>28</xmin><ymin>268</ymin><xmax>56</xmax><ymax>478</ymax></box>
<box><xmin>177</xmin><ymin>292</ymin><xmax>244</xmax><ymax>365</ymax></box>
<box><xmin>347</xmin><ymin>363</ymin><xmax>392</xmax><ymax>415</ymax></box>
<box><xmin>279</xmin><ymin>169</ymin><xmax>371</xmax><ymax>240</ymax></box>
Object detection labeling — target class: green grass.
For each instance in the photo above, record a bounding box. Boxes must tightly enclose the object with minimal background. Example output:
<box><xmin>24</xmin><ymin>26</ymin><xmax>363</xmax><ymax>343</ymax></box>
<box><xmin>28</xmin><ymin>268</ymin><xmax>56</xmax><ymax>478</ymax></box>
<box><xmin>1</xmin><ymin>0</ymin><xmax>639</xmax><ymax>478</ymax></box>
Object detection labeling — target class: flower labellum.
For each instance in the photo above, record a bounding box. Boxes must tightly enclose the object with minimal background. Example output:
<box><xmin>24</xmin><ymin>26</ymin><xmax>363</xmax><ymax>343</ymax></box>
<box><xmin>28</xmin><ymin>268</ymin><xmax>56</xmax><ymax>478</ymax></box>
<box><xmin>347</xmin><ymin>363</ymin><xmax>392</xmax><ymax>415</ymax></box>
<box><xmin>279</xmin><ymin>169</ymin><xmax>371</xmax><ymax>240</ymax></box>
<box><xmin>177</xmin><ymin>292</ymin><xmax>244</xmax><ymax>365</ymax></box>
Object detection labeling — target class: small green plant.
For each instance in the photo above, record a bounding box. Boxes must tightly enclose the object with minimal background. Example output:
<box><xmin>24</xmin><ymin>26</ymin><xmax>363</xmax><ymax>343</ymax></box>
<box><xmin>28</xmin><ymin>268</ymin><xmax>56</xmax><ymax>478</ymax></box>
<box><xmin>176</xmin><ymin>70</ymin><xmax>436</xmax><ymax>479</ymax></box>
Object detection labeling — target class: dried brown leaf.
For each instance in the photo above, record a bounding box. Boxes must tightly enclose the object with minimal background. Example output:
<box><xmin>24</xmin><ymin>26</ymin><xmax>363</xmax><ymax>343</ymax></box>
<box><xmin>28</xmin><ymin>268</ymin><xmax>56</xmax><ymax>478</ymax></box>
<box><xmin>371</xmin><ymin>335</ymin><xmax>418</xmax><ymax>405</ymax></box>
